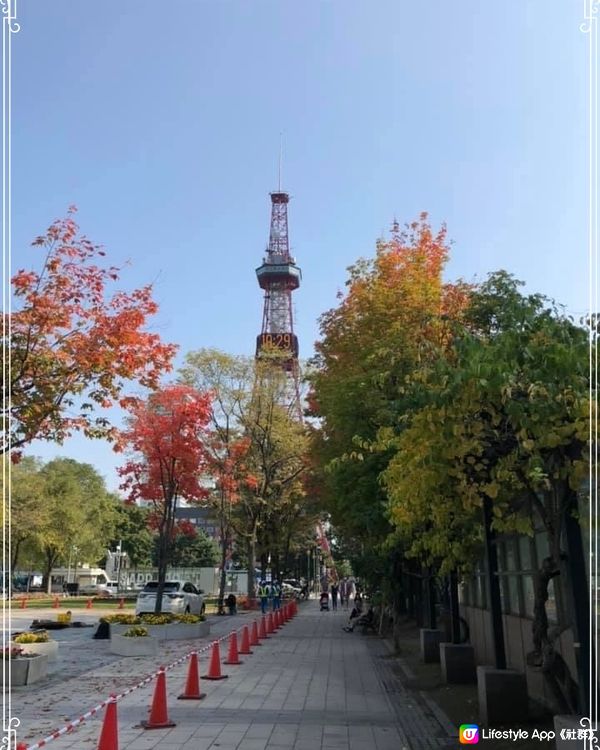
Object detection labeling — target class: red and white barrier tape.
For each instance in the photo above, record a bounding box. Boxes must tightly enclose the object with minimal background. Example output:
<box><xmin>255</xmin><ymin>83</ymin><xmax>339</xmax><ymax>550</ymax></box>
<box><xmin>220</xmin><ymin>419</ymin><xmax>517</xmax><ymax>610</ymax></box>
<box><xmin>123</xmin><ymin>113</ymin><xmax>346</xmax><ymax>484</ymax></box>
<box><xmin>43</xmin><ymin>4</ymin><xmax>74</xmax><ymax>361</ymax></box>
<box><xmin>18</xmin><ymin>623</ymin><xmax>252</xmax><ymax>750</ymax></box>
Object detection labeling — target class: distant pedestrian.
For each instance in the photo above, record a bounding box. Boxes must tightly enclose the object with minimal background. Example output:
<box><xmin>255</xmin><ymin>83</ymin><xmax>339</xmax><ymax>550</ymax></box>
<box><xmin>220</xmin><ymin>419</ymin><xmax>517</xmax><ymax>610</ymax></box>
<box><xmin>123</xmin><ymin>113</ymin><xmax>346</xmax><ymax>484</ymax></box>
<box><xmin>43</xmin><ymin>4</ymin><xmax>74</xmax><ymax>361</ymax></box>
<box><xmin>272</xmin><ymin>580</ymin><xmax>281</xmax><ymax>611</ymax></box>
<box><xmin>330</xmin><ymin>582</ymin><xmax>339</xmax><ymax>611</ymax></box>
<box><xmin>339</xmin><ymin>578</ymin><xmax>349</xmax><ymax>609</ymax></box>
<box><xmin>259</xmin><ymin>581</ymin><xmax>270</xmax><ymax>614</ymax></box>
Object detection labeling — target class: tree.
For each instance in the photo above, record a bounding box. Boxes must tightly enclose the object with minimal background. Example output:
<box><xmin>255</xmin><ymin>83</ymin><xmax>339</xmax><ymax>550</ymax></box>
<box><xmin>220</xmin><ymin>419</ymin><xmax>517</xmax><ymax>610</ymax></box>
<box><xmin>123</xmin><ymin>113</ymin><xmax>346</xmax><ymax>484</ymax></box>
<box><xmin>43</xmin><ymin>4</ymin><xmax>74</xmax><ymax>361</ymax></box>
<box><xmin>309</xmin><ymin>215</ymin><xmax>470</xmax><ymax>595</ymax></box>
<box><xmin>29</xmin><ymin>458</ymin><xmax>117</xmax><ymax>591</ymax></box>
<box><xmin>116</xmin><ymin>384</ymin><xmax>212</xmax><ymax>612</ymax></box>
<box><xmin>108</xmin><ymin>501</ymin><xmax>155</xmax><ymax>568</ymax></box>
<box><xmin>153</xmin><ymin>525</ymin><xmax>218</xmax><ymax>568</ymax></box>
<box><xmin>180</xmin><ymin>350</ymin><xmax>313</xmax><ymax>601</ymax></box>
<box><xmin>383</xmin><ymin>272</ymin><xmax>590</xmax><ymax>711</ymax></box>
<box><xmin>3</xmin><ymin>456</ymin><xmax>48</xmax><ymax>574</ymax></box>
<box><xmin>179</xmin><ymin>350</ymin><xmax>255</xmax><ymax>610</ymax></box>
<box><xmin>6</xmin><ymin>208</ymin><xmax>176</xmax><ymax>457</ymax></box>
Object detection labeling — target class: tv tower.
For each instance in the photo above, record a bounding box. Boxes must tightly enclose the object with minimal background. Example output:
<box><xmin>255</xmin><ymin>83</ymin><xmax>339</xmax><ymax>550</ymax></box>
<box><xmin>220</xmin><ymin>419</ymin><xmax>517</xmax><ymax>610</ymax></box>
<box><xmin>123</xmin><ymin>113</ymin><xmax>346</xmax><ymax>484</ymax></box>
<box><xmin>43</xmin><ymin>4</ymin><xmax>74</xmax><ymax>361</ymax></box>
<box><xmin>255</xmin><ymin>165</ymin><xmax>302</xmax><ymax>416</ymax></box>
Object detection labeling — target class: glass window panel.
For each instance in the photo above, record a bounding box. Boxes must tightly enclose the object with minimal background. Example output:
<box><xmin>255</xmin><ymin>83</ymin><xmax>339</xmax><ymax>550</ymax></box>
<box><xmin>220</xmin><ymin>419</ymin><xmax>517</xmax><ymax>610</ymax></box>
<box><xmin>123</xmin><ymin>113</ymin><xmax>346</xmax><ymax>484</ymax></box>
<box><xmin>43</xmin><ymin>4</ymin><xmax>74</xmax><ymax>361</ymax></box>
<box><xmin>496</xmin><ymin>542</ymin><xmax>505</xmax><ymax>573</ymax></box>
<box><xmin>505</xmin><ymin>539</ymin><xmax>517</xmax><ymax>571</ymax></box>
<box><xmin>476</xmin><ymin>576</ymin><xmax>487</xmax><ymax>609</ymax></box>
<box><xmin>535</xmin><ymin>532</ymin><xmax>550</xmax><ymax>563</ymax></box>
<box><xmin>518</xmin><ymin>536</ymin><xmax>533</xmax><ymax>571</ymax></box>
<box><xmin>546</xmin><ymin>578</ymin><xmax>558</xmax><ymax>623</ymax></box>
<box><xmin>507</xmin><ymin>575</ymin><xmax>520</xmax><ymax>615</ymax></box>
<box><xmin>522</xmin><ymin>575</ymin><xmax>535</xmax><ymax>617</ymax></box>
<box><xmin>499</xmin><ymin>576</ymin><xmax>508</xmax><ymax>613</ymax></box>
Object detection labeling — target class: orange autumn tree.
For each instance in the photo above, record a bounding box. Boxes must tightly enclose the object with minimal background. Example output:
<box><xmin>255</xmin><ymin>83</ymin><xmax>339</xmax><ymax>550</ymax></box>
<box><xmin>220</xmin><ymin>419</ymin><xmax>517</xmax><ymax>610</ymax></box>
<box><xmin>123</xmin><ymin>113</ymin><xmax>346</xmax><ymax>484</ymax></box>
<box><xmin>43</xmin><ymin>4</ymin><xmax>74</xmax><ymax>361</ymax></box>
<box><xmin>309</xmin><ymin>214</ymin><xmax>471</xmax><ymax>588</ymax></box>
<box><xmin>116</xmin><ymin>385</ymin><xmax>213</xmax><ymax>612</ymax></box>
<box><xmin>6</xmin><ymin>208</ymin><xmax>176</xmax><ymax>457</ymax></box>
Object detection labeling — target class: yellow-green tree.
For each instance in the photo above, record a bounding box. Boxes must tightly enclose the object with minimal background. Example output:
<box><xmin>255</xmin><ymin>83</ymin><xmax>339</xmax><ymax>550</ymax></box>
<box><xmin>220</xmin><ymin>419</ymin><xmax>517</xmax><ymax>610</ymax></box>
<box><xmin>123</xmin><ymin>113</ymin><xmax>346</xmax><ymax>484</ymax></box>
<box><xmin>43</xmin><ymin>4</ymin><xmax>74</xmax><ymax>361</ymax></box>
<box><xmin>383</xmin><ymin>272</ymin><xmax>590</xmax><ymax>712</ymax></box>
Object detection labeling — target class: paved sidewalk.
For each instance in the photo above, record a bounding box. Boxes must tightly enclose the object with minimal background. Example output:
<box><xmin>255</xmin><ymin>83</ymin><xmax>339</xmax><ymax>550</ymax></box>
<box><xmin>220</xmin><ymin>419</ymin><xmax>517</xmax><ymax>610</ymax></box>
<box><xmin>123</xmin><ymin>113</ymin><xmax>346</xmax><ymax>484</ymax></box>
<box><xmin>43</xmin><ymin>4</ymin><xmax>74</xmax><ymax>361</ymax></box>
<box><xmin>12</xmin><ymin>602</ymin><xmax>457</xmax><ymax>750</ymax></box>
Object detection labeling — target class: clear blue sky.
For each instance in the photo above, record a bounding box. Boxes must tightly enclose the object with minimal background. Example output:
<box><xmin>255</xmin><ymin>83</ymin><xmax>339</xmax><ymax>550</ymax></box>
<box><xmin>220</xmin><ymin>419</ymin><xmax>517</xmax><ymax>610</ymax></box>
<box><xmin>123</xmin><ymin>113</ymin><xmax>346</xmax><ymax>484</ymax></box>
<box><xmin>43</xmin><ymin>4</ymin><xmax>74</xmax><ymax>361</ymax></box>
<box><xmin>13</xmin><ymin>1</ymin><xmax>588</xmax><ymax>492</ymax></box>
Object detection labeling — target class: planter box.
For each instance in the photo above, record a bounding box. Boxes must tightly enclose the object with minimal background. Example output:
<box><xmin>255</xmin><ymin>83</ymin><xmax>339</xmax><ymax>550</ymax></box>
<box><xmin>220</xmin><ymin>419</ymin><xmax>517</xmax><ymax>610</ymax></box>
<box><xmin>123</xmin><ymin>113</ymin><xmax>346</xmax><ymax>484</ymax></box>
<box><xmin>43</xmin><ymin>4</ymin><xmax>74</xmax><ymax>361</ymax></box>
<box><xmin>109</xmin><ymin>634</ymin><xmax>158</xmax><ymax>657</ymax></box>
<box><xmin>477</xmin><ymin>666</ymin><xmax>528</xmax><ymax>725</ymax></box>
<box><xmin>111</xmin><ymin>621</ymin><xmax>210</xmax><ymax>641</ymax></box>
<box><xmin>11</xmin><ymin>654</ymin><xmax>48</xmax><ymax>686</ymax></box>
<box><xmin>11</xmin><ymin>640</ymin><xmax>59</xmax><ymax>662</ymax></box>
<box><xmin>440</xmin><ymin>643</ymin><xmax>476</xmax><ymax>684</ymax></box>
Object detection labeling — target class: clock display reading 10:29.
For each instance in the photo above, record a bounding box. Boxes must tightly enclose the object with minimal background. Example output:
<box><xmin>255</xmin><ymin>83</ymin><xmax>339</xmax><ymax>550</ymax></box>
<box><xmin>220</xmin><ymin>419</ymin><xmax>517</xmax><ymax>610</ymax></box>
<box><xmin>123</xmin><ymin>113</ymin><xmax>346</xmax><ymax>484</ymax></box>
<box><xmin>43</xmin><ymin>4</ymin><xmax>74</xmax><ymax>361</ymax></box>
<box><xmin>256</xmin><ymin>333</ymin><xmax>299</xmax><ymax>357</ymax></box>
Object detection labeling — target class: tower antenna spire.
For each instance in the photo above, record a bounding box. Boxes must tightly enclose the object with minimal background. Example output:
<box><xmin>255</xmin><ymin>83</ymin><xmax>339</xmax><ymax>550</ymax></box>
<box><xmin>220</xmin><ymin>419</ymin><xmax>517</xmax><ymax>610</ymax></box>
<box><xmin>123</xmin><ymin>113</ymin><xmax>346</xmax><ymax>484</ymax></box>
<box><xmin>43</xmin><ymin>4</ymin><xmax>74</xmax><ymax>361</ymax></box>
<box><xmin>278</xmin><ymin>132</ymin><xmax>283</xmax><ymax>191</ymax></box>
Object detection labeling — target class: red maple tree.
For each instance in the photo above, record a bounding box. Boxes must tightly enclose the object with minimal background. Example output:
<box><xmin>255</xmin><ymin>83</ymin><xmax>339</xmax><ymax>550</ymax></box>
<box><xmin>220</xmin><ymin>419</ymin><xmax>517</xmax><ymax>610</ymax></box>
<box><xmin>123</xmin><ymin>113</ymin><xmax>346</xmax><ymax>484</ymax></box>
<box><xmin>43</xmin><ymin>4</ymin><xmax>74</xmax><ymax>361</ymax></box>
<box><xmin>116</xmin><ymin>384</ymin><xmax>213</xmax><ymax>611</ymax></box>
<box><xmin>7</xmin><ymin>208</ymin><xmax>177</xmax><ymax>457</ymax></box>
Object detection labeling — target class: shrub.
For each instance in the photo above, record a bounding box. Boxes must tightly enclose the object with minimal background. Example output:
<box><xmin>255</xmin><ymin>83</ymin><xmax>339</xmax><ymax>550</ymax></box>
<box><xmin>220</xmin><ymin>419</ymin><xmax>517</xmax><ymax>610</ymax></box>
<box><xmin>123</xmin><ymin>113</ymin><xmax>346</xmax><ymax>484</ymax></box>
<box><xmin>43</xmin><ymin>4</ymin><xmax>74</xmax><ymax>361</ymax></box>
<box><xmin>139</xmin><ymin>614</ymin><xmax>173</xmax><ymax>625</ymax></box>
<box><xmin>14</xmin><ymin>631</ymin><xmax>49</xmax><ymax>644</ymax></box>
<box><xmin>100</xmin><ymin>614</ymin><xmax>141</xmax><ymax>625</ymax></box>
<box><xmin>172</xmin><ymin>614</ymin><xmax>201</xmax><ymax>623</ymax></box>
<box><xmin>3</xmin><ymin>647</ymin><xmax>24</xmax><ymax>659</ymax></box>
<box><xmin>122</xmin><ymin>626</ymin><xmax>149</xmax><ymax>638</ymax></box>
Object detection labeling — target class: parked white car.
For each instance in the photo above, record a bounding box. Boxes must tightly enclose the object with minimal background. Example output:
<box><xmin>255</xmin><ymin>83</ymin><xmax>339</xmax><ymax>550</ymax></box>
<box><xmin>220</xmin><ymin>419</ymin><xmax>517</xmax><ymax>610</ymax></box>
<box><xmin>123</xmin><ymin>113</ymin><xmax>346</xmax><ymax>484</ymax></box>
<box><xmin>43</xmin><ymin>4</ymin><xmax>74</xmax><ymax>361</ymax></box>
<box><xmin>135</xmin><ymin>581</ymin><xmax>205</xmax><ymax>616</ymax></box>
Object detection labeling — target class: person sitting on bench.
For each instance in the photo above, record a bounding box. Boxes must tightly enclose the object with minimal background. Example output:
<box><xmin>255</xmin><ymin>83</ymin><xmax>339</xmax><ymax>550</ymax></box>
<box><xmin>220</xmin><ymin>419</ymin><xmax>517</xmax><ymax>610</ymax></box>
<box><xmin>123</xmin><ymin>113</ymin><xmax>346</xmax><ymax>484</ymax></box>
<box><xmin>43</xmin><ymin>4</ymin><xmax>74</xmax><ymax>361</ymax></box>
<box><xmin>342</xmin><ymin>598</ymin><xmax>363</xmax><ymax>631</ymax></box>
<box><xmin>343</xmin><ymin>605</ymin><xmax>374</xmax><ymax>633</ymax></box>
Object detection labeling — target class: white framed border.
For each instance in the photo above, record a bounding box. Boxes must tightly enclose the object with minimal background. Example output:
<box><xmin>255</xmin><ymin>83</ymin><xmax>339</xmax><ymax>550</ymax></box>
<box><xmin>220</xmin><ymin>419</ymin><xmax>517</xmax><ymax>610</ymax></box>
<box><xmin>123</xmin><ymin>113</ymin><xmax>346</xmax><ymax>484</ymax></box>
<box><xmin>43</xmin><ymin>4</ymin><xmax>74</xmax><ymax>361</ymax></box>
<box><xmin>2</xmin><ymin>1</ymin><xmax>19</xmax><ymax>749</ymax></box>
<box><xmin>581</xmin><ymin>0</ymin><xmax>600</xmax><ymax>745</ymax></box>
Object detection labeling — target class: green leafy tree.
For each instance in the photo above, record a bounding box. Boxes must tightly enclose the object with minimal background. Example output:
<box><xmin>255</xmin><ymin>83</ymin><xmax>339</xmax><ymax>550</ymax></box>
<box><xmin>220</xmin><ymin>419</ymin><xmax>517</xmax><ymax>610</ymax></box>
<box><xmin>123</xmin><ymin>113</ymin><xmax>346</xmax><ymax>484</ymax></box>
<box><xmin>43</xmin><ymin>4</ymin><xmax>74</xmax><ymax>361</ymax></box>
<box><xmin>180</xmin><ymin>350</ymin><xmax>313</xmax><ymax>600</ymax></box>
<box><xmin>383</xmin><ymin>272</ymin><xmax>590</xmax><ymax>712</ymax></box>
<box><xmin>31</xmin><ymin>458</ymin><xmax>117</xmax><ymax>591</ymax></box>
<box><xmin>153</xmin><ymin>527</ymin><xmax>218</xmax><ymax>568</ymax></box>
<box><xmin>309</xmin><ymin>216</ymin><xmax>469</xmax><ymax>595</ymax></box>
<box><xmin>108</xmin><ymin>501</ymin><xmax>155</xmax><ymax>568</ymax></box>
<box><xmin>3</xmin><ymin>456</ymin><xmax>48</xmax><ymax>575</ymax></box>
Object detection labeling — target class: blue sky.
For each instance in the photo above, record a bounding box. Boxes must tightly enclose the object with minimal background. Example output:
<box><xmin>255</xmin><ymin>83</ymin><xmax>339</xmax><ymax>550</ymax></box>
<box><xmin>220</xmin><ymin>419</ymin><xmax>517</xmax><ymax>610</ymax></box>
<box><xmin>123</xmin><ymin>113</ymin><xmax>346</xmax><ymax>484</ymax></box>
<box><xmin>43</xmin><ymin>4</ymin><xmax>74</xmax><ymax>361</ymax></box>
<box><xmin>13</xmin><ymin>1</ymin><xmax>588</xmax><ymax>492</ymax></box>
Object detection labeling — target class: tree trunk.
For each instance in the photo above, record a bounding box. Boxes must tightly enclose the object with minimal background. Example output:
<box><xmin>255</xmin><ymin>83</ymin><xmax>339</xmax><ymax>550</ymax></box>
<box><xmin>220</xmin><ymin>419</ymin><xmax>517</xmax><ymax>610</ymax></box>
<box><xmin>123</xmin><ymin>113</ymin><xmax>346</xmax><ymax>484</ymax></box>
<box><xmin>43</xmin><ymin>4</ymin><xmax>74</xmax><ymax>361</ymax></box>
<box><xmin>43</xmin><ymin>548</ymin><xmax>59</xmax><ymax>594</ymax></box>
<box><xmin>11</xmin><ymin>538</ymin><xmax>22</xmax><ymax>577</ymax></box>
<box><xmin>247</xmin><ymin>525</ymin><xmax>258</xmax><ymax>602</ymax></box>
<box><xmin>217</xmin><ymin>532</ymin><xmax>228</xmax><ymax>615</ymax></box>
<box><xmin>155</xmin><ymin>513</ymin><xmax>174</xmax><ymax>613</ymax></box>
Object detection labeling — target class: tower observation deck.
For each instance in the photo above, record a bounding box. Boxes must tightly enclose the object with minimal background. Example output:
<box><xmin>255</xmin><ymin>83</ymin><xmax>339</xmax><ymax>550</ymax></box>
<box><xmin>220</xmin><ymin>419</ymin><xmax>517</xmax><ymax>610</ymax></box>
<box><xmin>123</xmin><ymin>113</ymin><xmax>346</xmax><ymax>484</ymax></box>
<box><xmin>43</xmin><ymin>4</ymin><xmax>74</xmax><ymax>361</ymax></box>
<box><xmin>255</xmin><ymin>191</ymin><xmax>302</xmax><ymax>368</ymax></box>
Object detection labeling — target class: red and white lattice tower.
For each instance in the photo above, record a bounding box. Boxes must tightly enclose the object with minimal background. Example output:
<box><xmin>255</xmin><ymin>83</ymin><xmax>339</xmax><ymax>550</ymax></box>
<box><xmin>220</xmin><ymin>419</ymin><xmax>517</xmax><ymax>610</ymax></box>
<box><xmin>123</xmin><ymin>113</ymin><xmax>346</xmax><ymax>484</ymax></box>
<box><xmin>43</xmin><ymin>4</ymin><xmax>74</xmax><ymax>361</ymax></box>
<box><xmin>255</xmin><ymin>188</ymin><xmax>302</xmax><ymax>418</ymax></box>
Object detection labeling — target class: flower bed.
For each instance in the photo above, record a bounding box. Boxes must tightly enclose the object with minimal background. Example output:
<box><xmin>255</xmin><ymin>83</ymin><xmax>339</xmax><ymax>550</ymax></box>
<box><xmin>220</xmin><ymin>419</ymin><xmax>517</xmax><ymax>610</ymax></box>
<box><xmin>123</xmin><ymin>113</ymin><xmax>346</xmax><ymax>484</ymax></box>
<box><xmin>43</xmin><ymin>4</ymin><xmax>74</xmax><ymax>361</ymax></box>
<box><xmin>109</xmin><ymin>627</ymin><xmax>158</xmax><ymax>657</ymax></box>
<box><xmin>104</xmin><ymin>613</ymin><xmax>210</xmax><ymax>641</ymax></box>
<box><xmin>12</xmin><ymin>631</ymin><xmax>59</xmax><ymax>662</ymax></box>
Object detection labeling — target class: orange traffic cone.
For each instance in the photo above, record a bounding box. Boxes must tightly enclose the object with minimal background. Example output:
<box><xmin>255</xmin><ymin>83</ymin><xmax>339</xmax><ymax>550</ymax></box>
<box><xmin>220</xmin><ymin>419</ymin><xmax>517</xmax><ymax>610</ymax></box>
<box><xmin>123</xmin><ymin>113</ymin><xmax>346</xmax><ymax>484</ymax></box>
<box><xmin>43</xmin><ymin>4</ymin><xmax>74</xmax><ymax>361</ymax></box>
<box><xmin>259</xmin><ymin>616</ymin><xmax>268</xmax><ymax>639</ymax></box>
<box><xmin>266</xmin><ymin>612</ymin><xmax>274</xmax><ymax>634</ymax></box>
<box><xmin>203</xmin><ymin>641</ymin><xmax>228</xmax><ymax>680</ymax></box>
<box><xmin>178</xmin><ymin>652</ymin><xmax>206</xmax><ymax>700</ymax></box>
<box><xmin>16</xmin><ymin>744</ymin><xmax>28</xmax><ymax>750</ymax></box>
<box><xmin>118</xmin><ymin>598</ymin><xmax>125</xmax><ymax>610</ymax></box>
<box><xmin>224</xmin><ymin>631</ymin><xmax>243</xmax><ymax>665</ymax></box>
<box><xmin>53</xmin><ymin>596</ymin><xmax>60</xmax><ymax>608</ymax></box>
<box><xmin>141</xmin><ymin>669</ymin><xmax>176</xmax><ymax>729</ymax></box>
<box><xmin>239</xmin><ymin>625</ymin><xmax>253</xmax><ymax>655</ymax></box>
<box><xmin>19</xmin><ymin>597</ymin><xmax>26</xmax><ymax>610</ymax></box>
<box><xmin>86</xmin><ymin>598</ymin><xmax>93</xmax><ymax>609</ymax></box>
<box><xmin>250</xmin><ymin>620</ymin><xmax>261</xmax><ymax>646</ymax></box>
<box><xmin>97</xmin><ymin>696</ymin><xmax>118</xmax><ymax>750</ymax></box>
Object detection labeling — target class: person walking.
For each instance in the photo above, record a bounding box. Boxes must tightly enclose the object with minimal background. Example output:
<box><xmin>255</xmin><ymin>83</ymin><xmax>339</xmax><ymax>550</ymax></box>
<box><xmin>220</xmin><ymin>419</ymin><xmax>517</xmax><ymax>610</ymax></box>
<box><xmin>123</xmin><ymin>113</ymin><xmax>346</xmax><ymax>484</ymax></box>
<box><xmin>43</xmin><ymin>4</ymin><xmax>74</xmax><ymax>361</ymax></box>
<box><xmin>330</xmin><ymin>582</ymin><xmax>339</xmax><ymax>611</ymax></box>
<box><xmin>259</xmin><ymin>580</ymin><xmax>270</xmax><ymax>614</ymax></box>
<box><xmin>272</xmin><ymin>580</ymin><xmax>281</xmax><ymax>611</ymax></box>
<box><xmin>339</xmin><ymin>577</ymin><xmax>349</xmax><ymax>609</ymax></box>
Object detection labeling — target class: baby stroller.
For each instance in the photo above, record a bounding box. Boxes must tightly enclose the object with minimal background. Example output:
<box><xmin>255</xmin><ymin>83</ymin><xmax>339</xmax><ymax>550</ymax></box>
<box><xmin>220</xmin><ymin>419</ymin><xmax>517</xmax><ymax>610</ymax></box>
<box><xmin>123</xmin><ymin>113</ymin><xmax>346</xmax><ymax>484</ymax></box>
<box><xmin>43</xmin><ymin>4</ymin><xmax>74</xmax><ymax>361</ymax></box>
<box><xmin>319</xmin><ymin>592</ymin><xmax>330</xmax><ymax>611</ymax></box>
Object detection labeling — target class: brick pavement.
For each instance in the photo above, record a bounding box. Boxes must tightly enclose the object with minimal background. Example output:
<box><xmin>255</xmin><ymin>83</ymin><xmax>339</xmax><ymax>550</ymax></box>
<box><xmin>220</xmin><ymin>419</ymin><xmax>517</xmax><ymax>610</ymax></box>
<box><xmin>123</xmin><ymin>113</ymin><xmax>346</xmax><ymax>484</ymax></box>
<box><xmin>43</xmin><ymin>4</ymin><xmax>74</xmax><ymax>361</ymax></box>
<box><xmin>12</xmin><ymin>601</ymin><xmax>457</xmax><ymax>749</ymax></box>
